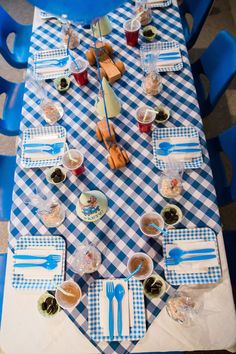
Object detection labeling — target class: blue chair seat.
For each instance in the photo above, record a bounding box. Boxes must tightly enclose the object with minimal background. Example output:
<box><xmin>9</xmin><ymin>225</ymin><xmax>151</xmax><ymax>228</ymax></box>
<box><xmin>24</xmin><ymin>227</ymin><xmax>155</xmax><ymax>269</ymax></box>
<box><xmin>0</xmin><ymin>253</ymin><xmax>7</xmax><ymax>327</ymax></box>
<box><xmin>0</xmin><ymin>6</ymin><xmax>32</xmax><ymax>68</ymax></box>
<box><xmin>207</xmin><ymin>125</ymin><xmax>236</xmax><ymax>206</ymax></box>
<box><xmin>191</xmin><ymin>30</ymin><xmax>236</xmax><ymax>118</ymax></box>
<box><xmin>0</xmin><ymin>155</ymin><xmax>16</xmax><ymax>221</ymax></box>
<box><xmin>0</xmin><ymin>77</ymin><xmax>25</xmax><ymax>136</ymax></box>
<box><xmin>179</xmin><ymin>0</ymin><xmax>214</xmax><ymax>50</ymax></box>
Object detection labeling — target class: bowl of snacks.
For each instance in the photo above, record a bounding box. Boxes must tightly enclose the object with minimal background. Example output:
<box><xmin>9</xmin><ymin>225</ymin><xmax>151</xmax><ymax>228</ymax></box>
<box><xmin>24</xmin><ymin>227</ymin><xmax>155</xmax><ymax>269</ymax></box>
<box><xmin>158</xmin><ymin>174</ymin><xmax>182</xmax><ymax>199</ymax></box>
<box><xmin>38</xmin><ymin>293</ymin><xmax>60</xmax><ymax>318</ymax></box>
<box><xmin>143</xmin><ymin>273</ymin><xmax>166</xmax><ymax>299</ymax></box>
<box><xmin>139</xmin><ymin>212</ymin><xmax>165</xmax><ymax>237</ymax></box>
<box><xmin>154</xmin><ymin>105</ymin><xmax>170</xmax><ymax>124</ymax></box>
<box><xmin>161</xmin><ymin>204</ymin><xmax>183</xmax><ymax>226</ymax></box>
<box><xmin>127</xmin><ymin>252</ymin><xmax>153</xmax><ymax>280</ymax></box>
<box><xmin>142</xmin><ymin>25</ymin><xmax>158</xmax><ymax>41</ymax></box>
<box><xmin>54</xmin><ymin>77</ymin><xmax>70</xmax><ymax>93</ymax></box>
<box><xmin>45</xmin><ymin>166</ymin><xmax>67</xmax><ymax>186</ymax></box>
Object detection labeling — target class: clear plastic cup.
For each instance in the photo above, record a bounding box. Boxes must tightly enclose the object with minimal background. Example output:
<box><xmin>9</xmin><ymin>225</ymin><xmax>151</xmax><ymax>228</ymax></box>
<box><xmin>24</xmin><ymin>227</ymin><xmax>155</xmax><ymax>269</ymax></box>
<box><xmin>62</xmin><ymin>149</ymin><xmax>85</xmax><ymax>176</ymax></box>
<box><xmin>136</xmin><ymin>106</ymin><xmax>156</xmax><ymax>133</ymax></box>
<box><xmin>55</xmin><ymin>280</ymin><xmax>82</xmax><ymax>310</ymax></box>
<box><xmin>123</xmin><ymin>19</ymin><xmax>141</xmax><ymax>47</ymax></box>
<box><xmin>70</xmin><ymin>59</ymin><xmax>89</xmax><ymax>86</ymax></box>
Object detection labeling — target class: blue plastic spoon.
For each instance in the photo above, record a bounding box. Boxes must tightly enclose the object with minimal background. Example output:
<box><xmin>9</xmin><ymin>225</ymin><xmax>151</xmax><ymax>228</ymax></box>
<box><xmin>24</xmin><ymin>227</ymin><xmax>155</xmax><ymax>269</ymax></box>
<box><xmin>115</xmin><ymin>284</ymin><xmax>125</xmax><ymax>337</ymax></box>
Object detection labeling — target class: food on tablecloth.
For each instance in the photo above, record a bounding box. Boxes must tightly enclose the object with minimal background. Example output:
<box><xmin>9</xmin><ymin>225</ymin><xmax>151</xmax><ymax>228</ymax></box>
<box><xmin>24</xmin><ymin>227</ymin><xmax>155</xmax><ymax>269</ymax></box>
<box><xmin>159</xmin><ymin>176</ymin><xmax>182</xmax><ymax>198</ymax></box>
<box><xmin>62</xmin><ymin>149</ymin><xmax>85</xmax><ymax>176</ymax></box>
<box><xmin>55</xmin><ymin>280</ymin><xmax>82</xmax><ymax>309</ymax></box>
<box><xmin>143</xmin><ymin>274</ymin><xmax>166</xmax><ymax>298</ymax></box>
<box><xmin>135</xmin><ymin>0</ymin><xmax>152</xmax><ymax>26</ymax></box>
<box><xmin>41</xmin><ymin>100</ymin><xmax>63</xmax><ymax>124</ymax></box>
<box><xmin>38</xmin><ymin>293</ymin><xmax>60</xmax><ymax>317</ymax></box>
<box><xmin>140</xmin><ymin>212</ymin><xmax>164</xmax><ymax>236</ymax></box>
<box><xmin>54</xmin><ymin>77</ymin><xmax>70</xmax><ymax>92</ymax></box>
<box><xmin>161</xmin><ymin>204</ymin><xmax>182</xmax><ymax>225</ymax></box>
<box><xmin>123</xmin><ymin>19</ymin><xmax>141</xmax><ymax>47</ymax></box>
<box><xmin>40</xmin><ymin>201</ymin><xmax>65</xmax><ymax>228</ymax></box>
<box><xmin>144</xmin><ymin>72</ymin><xmax>162</xmax><ymax>96</ymax></box>
<box><xmin>71</xmin><ymin>244</ymin><xmax>101</xmax><ymax>273</ymax></box>
<box><xmin>166</xmin><ymin>292</ymin><xmax>197</xmax><ymax>325</ymax></box>
<box><xmin>63</xmin><ymin>26</ymin><xmax>79</xmax><ymax>49</ymax></box>
<box><xmin>86</xmin><ymin>41</ymin><xmax>125</xmax><ymax>83</ymax></box>
<box><xmin>128</xmin><ymin>252</ymin><xmax>153</xmax><ymax>279</ymax></box>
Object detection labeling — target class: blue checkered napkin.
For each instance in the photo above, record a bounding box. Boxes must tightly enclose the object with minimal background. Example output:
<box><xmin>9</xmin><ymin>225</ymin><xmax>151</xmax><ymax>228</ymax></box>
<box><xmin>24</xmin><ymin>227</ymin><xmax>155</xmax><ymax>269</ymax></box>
<box><xmin>12</xmin><ymin>235</ymin><xmax>65</xmax><ymax>290</ymax></box>
<box><xmin>33</xmin><ymin>47</ymin><xmax>70</xmax><ymax>80</ymax></box>
<box><xmin>140</xmin><ymin>41</ymin><xmax>183</xmax><ymax>73</ymax></box>
<box><xmin>152</xmin><ymin>126</ymin><xmax>203</xmax><ymax>170</ymax></box>
<box><xmin>147</xmin><ymin>0</ymin><xmax>172</xmax><ymax>8</ymax></box>
<box><xmin>88</xmin><ymin>279</ymin><xmax>146</xmax><ymax>342</ymax></box>
<box><xmin>163</xmin><ymin>228</ymin><xmax>222</xmax><ymax>285</ymax></box>
<box><xmin>21</xmin><ymin>125</ymin><xmax>66</xmax><ymax>168</ymax></box>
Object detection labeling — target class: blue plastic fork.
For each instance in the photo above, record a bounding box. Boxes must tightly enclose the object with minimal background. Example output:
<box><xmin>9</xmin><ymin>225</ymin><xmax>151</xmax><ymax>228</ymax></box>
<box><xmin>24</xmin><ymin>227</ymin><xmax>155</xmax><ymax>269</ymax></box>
<box><xmin>13</xmin><ymin>254</ymin><xmax>61</xmax><ymax>262</ymax></box>
<box><xmin>14</xmin><ymin>260</ymin><xmax>58</xmax><ymax>270</ymax></box>
<box><xmin>166</xmin><ymin>254</ymin><xmax>216</xmax><ymax>266</ymax></box>
<box><xmin>159</xmin><ymin>142</ymin><xmax>199</xmax><ymax>150</ymax></box>
<box><xmin>106</xmin><ymin>281</ymin><xmax>115</xmax><ymax>341</ymax></box>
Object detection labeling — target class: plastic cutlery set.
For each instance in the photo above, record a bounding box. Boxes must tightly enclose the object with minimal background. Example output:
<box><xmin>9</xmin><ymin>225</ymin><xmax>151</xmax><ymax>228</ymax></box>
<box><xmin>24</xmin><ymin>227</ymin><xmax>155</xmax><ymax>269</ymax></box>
<box><xmin>13</xmin><ymin>253</ymin><xmax>61</xmax><ymax>270</ymax></box>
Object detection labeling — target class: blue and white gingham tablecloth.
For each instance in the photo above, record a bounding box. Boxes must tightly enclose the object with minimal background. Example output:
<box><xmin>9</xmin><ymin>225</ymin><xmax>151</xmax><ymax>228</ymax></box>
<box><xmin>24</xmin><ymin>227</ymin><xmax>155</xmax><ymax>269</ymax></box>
<box><xmin>9</xmin><ymin>1</ymin><xmax>222</xmax><ymax>353</ymax></box>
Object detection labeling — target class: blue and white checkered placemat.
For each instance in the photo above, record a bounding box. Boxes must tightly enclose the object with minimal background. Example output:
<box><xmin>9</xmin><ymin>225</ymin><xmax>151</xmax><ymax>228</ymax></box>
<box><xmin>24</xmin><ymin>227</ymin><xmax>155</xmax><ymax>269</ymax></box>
<box><xmin>162</xmin><ymin>227</ymin><xmax>221</xmax><ymax>285</ymax></box>
<box><xmin>9</xmin><ymin>0</ymin><xmax>222</xmax><ymax>353</ymax></box>
<box><xmin>88</xmin><ymin>279</ymin><xmax>146</xmax><ymax>342</ymax></box>
<box><xmin>12</xmin><ymin>235</ymin><xmax>65</xmax><ymax>290</ymax></box>
<box><xmin>152</xmin><ymin>126</ymin><xmax>203</xmax><ymax>170</ymax></box>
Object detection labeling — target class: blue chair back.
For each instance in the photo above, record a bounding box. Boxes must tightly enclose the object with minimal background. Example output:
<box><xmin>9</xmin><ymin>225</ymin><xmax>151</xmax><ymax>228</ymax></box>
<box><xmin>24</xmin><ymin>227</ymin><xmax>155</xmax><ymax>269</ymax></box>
<box><xmin>192</xmin><ymin>30</ymin><xmax>236</xmax><ymax>117</ymax></box>
<box><xmin>0</xmin><ymin>5</ymin><xmax>31</xmax><ymax>68</ymax></box>
<box><xmin>207</xmin><ymin>125</ymin><xmax>236</xmax><ymax>206</ymax></box>
<box><xmin>179</xmin><ymin>0</ymin><xmax>214</xmax><ymax>49</ymax></box>
<box><xmin>0</xmin><ymin>76</ymin><xmax>24</xmax><ymax>136</ymax></box>
<box><xmin>0</xmin><ymin>155</ymin><xmax>16</xmax><ymax>221</ymax></box>
<box><xmin>0</xmin><ymin>253</ymin><xmax>7</xmax><ymax>327</ymax></box>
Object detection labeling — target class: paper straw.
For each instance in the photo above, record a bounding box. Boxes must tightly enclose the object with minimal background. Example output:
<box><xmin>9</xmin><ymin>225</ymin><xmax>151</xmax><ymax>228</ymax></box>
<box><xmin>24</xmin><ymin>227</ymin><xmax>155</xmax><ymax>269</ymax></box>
<box><xmin>57</xmin><ymin>286</ymin><xmax>74</xmax><ymax>297</ymax></box>
<box><xmin>65</xmin><ymin>143</ymin><xmax>78</xmax><ymax>163</ymax></box>
<box><xmin>143</xmin><ymin>109</ymin><xmax>156</xmax><ymax>122</ymax></box>
<box><xmin>131</xmin><ymin>11</ymin><xmax>143</xmax><ymax>30</ymax></box>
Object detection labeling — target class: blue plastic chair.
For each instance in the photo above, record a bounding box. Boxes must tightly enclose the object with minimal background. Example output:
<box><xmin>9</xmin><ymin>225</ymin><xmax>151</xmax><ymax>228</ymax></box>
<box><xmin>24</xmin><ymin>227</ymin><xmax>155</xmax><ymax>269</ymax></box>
<box><xmin>223</xmin><ymin>230</ymin><xmax>236</xmax><ymax>301</ymax></box>
<box><xmin>207</xmin><ymin>124</ymin><xmax>236</xmax><ymax>207</ymax></box>
<box><xmin>191</xmin><ymin>30</ymin><xmax>236</xmax><ymax>118</ymax></box>
<box><xmin>0</xmin><ymin>253</ymin><xmax>7</xmax><ymax>327</ymax></box>
<box><xmin>0</xmin><ymin>155</ymin><xmax>16</xmax><ymax>221</ymax></box>
<box><xmin>0</xmin><ymin>77</ymin><xmax>24</xmax><ymax>136</ymax></box>
<box><xmin>179</xmin><ymin>0</ymin><xmax>214</xmax><ymax>49</ymax></box>
<box><xmin>0</xmin><ymin>6</ymin><xmax>32</xmax><ymax>68</ymax></box>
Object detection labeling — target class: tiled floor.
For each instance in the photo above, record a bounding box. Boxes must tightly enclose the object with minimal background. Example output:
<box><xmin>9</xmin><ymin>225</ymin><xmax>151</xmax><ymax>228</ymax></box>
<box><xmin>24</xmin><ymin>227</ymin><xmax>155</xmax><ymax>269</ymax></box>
<box><xmin>0</xmin><ymin>1</ymin><xmax>235</xmax><ymax>353</ymax></box>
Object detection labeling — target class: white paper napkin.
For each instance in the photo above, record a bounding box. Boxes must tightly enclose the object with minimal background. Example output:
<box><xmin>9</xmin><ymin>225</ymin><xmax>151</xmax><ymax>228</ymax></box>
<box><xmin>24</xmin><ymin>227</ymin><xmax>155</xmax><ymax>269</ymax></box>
<box><xmin>156</xmin><ymin>136</ymin><xmax>201</xmax><ymax>161</ymax></box>
<box><xmin>166</xmin><ymin>240</ymin><xmax>218</xmax><ymax>274</ymax></box>
<box><xmin>157</xmin><ymin>48</ymin><xmax>182</xmax><ymax>67</ymax></box>
<box><xmin>35</xmin><ymin>57</ymin><xmax>70</xmax><ymax>77</ymax></box>
<box><xmin>23</xmin><ymin>136</ymin><xmax>65</xmax><ymax>160</ymax></box>
<box><xmin>100</xmin><ymin>279</ymin><xmax>133</xmax><ymax>338</ymax></box>
<box><xmin>13</xmin><ymin>247</ymin><xmax>62</xmax><ymax>280</ymax></box>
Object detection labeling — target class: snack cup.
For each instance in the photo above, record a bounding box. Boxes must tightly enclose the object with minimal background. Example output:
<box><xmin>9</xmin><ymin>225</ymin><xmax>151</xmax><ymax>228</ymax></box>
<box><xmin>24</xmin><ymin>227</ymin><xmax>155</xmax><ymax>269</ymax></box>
<box><xmin>127</xmin><ymin>252</ymin><xmax>153</xmax><ymax>280</ymax></box>
<box><xmin>139</xmin><ymin>212</ymin><xmax>165</xmax><ymax>237</ymax></box>
<box><xmin>45</xmin><ymin>166</ymin><xmax>67</xmax><ymax>186</ymax></box>
<box><xmin>136</xmin><ymin>106</ymin><xmax>156</xmax><ymax>133</ymax></box>
<box><xmin>143</xmin><ymin>273</ymin><xmax>166</xmax><ymax>299</ymax></box>
<box><xmin>55</xmin><ymin>280</ymin><xmax>82</xmax><ymax>310</ymax></box>
<box><xmin>123</xmin><ymin>19</ymin><xmax>141</xmax><ymax>47</ymax></box>
<box><xmin>161</xmin><ymin>204</ymin><xmax>183</xmax><ymax>226</ymax></box>
<box><xmin>70</xmin><ymin>59</ymin><xmax>89</xmax><ymax>86</ymax></box>
<box><xmin>62</xmin><ymin>149</ymin><xmax>85</xmax><ymax>176</ymax></box>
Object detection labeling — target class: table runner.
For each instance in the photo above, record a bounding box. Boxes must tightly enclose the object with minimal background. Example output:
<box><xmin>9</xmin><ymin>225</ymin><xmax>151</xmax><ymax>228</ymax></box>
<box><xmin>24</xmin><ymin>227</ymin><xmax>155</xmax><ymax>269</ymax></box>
<box><xmin>9</xmin><ymin>1</ymin><xmax>221</xmax><ymax>353</ymax></box>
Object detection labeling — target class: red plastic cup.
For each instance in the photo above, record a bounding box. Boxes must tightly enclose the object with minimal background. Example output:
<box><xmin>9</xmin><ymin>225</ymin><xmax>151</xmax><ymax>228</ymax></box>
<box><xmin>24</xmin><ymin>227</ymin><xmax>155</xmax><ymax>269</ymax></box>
<box><xmin>136</xmin><ymin>107</ymin><xmax>156</xmax><ymax>133</ymax></box>
<box><xmin>71</xmin><ymin>59</ymin><xmax>88</xmax><ymax>86</ymax></box>
<box><xmin>62</xmin><ymin>149</ymin><xmax>85</xmax><ymax>176</ymax></box>
<box><xmin>123</xmin><ymin>19</ymin><xmax>141</xmax><ymax>47</ymax></box>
